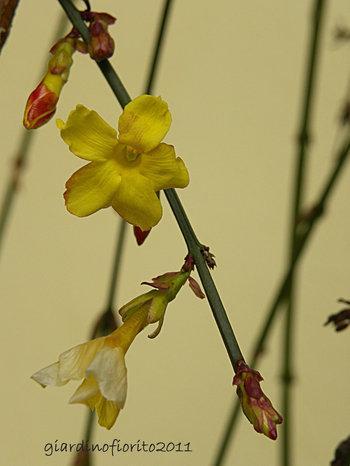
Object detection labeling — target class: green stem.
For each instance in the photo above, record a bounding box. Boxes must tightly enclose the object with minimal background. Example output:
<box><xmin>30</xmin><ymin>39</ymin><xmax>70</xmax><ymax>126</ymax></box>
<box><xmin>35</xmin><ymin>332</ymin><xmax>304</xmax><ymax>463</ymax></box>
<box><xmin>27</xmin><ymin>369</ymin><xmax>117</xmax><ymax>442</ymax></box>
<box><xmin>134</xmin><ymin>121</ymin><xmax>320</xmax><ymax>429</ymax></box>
<box><xmin>0</xmin><ymin>132</ymin><xmax>33</xmax><ymax>255</ymax></box>
<box><xmin>83</xmin><ymin>409</ymin><xmax>95</xmax><ymax>443</ymax></box>
<box><xmin>104</xmin><ymin>220</ymin><xmax>128</xmax><ymax>313</ymax></box>
<box><xmin>57</xmin><ymin>0</ymin><xmax>245</xmax><ymax>369</ymax></box>
<box><xmin>145</xmin><ymin>0</ymin><xmax>174</xmax><ymax>95</ymax></box>
<box><xmin>212</xmin><ymin>135</ymin><xmax>350</xmax><ymax>466</ymax></box>
<box><xmin>164</xmin><ymin>188</ymin><xmax>201</xmax><ymax>250</ymax></box>
<box><xmin>165</xmin><ymin>189</ymin><xmax>244</xmax><ymax>365</ymax></box>
<box><xmin>0</xmin><ymin>14</ymin><xmax>68</xmax><ymax>259</ymax></box>
<box><xmin>282</xmin><ymin>2</ymin><xmax>326</xmax><ymax>465</ymax></box>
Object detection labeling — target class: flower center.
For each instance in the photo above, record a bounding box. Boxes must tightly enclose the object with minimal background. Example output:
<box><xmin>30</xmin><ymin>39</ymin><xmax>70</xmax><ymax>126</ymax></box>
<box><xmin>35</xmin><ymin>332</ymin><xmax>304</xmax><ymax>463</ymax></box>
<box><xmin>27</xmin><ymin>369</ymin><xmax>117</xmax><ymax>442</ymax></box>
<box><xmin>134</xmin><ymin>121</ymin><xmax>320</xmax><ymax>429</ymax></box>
<box><xmin>113</xmin><ymin>143</ymin><xmax>142</xmax><ymax>172</ymax></box>
<box><xmin>125</xmin><ymin>146</ymin><xmax>140</xmax><ymax>162</ymax></box>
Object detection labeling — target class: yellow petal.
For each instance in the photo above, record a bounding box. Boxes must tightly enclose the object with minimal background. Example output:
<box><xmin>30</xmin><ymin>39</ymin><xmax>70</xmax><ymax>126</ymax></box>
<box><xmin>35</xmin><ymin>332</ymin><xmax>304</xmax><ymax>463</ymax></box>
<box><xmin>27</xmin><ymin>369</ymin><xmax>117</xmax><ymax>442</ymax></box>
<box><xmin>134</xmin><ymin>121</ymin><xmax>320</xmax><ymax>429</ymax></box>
<box><xmin>118</xmin><ymin>95</ymin><xmax>171</xmax><ymax>153</ymax></box>
<box><xmin>58</xmin><ymin>104</ymin><xmax>118</xmax><ymax>161</ymax></box>
<box><xmin>69</xmin><ymin>375</ymin><xmax>100</xmax><ymax>408</ymax></box>
<box><xmin>108</xmin><ymin>306</ymin><xmax>149</xmax><ymax>352</ymax></box>
<box><xmin>111</xmin><ymin>174</ymin><xmax>162</xmax><ymax>230</ymax></box>
<box><xmin>140</xmin><ymin>143</ymin><xmax>189</xmax><ymax>191</ymax></box>
<box><xmin>86</xmin><ymin>347</ymin><xmax>127</xmax><ymax>407</ymax></box>
<box><xmin>118</xmin><ymin>290</ymin><xmax>156</xmax><ymax>322</ymax></box>
<box><xmin>96</xmin><ymin>397</ymin><xmax>120</xmax><ymax>430</ymax></box>
<box><xmin>64</xmin><ymin>160</ymin><xmax>121</xmax><ymax>217</ymax></box>
<box><xmin>70</xmin><ymin>376</ymin><xmax>120</xmax><ymax>429</ymax></box>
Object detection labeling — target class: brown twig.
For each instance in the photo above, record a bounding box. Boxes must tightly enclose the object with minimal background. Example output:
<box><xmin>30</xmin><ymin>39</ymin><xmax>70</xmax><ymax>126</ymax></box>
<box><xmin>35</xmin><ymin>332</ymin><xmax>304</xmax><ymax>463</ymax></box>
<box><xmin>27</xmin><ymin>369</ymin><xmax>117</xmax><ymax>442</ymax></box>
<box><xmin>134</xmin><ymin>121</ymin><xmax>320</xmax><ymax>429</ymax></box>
<box><xmin>0</xmin><ymin>0</ymin><xmax>20</xmax><ymax>53</ymax></box>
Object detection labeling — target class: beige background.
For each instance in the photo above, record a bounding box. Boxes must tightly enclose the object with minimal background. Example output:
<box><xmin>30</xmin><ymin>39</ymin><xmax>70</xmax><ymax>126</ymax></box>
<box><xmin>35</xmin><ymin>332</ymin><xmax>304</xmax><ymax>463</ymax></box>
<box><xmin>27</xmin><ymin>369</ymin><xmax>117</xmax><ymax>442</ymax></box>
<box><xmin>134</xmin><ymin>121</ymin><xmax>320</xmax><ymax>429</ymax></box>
<box><xmin>1</xmin><ymin>1</ymin><xmax>350</xmax><ymax>465</ymax></box>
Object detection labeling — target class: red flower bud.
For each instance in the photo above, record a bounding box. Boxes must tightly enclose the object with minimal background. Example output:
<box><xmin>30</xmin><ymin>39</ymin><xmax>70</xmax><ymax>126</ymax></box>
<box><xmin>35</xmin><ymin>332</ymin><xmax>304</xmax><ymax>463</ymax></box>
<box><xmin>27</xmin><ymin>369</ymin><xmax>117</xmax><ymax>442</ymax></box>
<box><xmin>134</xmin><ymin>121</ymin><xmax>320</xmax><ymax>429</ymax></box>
<box><xmin>133</xmin><ymin>226</ymin><xmax>151</xmax><ymax>245</ymax></box>
<box><xmin>23</xmin><ymin>80</ymin><xmax>58</xmax><ymax>129</ymax></box>
<box><xmin>84</xmin><ymin>12</ymin><xmax>116</xmax><ymax>61</ymax></box>
<box><xmin>233</xmin><ymin>360</ymin><xmax>283</xmax><ymax>440</ymax></box>
<box><xmin>23</xmin><ymin>39</ymin><xmax>75</xmax><ymax>129</ymax></box>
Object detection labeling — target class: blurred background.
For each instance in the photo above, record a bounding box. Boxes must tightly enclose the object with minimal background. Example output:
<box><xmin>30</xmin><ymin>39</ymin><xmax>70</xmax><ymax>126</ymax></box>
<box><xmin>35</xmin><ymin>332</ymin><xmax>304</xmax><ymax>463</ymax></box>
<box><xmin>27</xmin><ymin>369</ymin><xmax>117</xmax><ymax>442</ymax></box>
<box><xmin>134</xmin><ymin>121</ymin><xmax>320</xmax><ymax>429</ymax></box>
<box><xmin>1</xmin><ymin>1</ymin><xmax>350</xmax><ymax>465</ymax></box>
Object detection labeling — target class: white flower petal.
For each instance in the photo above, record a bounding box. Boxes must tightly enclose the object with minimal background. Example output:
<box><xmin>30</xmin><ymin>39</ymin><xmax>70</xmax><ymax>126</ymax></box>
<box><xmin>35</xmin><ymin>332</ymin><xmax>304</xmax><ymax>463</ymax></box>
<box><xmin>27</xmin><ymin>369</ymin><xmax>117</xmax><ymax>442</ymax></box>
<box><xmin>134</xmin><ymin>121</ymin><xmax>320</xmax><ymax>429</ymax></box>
<box><xmin>31</xmin><ymin>362</ymin><xmax>65</xmax><ymax>387</ymax></box>
<box><xmin>87</xmin><ymin>346</ymin><xmax>127</xmax><ymax>407</ymax></box>
<box><xmin>58</xmin><ymin>337</ymin><xmax>106</xmax><ymax>383</ymax></box>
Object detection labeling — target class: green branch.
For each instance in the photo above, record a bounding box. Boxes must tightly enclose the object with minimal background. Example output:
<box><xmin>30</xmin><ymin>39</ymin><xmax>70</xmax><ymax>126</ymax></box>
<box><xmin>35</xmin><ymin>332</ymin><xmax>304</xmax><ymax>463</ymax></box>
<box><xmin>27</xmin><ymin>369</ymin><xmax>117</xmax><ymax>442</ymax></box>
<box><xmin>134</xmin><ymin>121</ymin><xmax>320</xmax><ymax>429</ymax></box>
<box><xmin>104</xmin><ymin>220</ymin><xmax>127</xmax><ymax>313</ymax></box>
<box><xmin>282</xmin><ymin>2</ymin><xmax>327</xmax><ymax>465</ymax></box>
<box><xmin>145</xmin><ymin>0</ymin><xmax>174</xmax><ymax>95</ymax></box>
<box><xmin>212</xmin><ymin>134</ymin><xmax>350</xmax><ymax>465</ymax></box>
<box><xmin>57</xmin><ymin>0</ymin><xmax>245</xmax><ymax>368</ymax></box>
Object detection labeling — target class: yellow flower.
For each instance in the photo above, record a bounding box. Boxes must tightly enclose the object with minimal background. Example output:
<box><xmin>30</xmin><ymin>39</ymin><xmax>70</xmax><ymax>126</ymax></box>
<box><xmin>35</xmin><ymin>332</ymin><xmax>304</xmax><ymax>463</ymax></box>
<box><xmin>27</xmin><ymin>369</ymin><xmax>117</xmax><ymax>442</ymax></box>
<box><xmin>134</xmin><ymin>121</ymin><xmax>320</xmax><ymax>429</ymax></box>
<box><xmin>31</xmin><ymin>306</ymin><xmax>149</xmax><ymax>429</ymax></box>
<box><xmin>57</xmin><ymin>95</ymin><xmax>189</xmax><ymax>230</ymax></box>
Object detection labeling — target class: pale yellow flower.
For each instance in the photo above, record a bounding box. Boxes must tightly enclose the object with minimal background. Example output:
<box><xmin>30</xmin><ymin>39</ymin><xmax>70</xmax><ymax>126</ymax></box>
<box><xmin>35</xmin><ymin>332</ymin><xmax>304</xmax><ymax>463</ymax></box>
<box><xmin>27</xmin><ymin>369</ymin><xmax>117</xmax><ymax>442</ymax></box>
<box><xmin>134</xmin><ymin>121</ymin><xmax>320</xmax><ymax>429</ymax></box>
<box><xmin>57</xmin><ymin>95</ymin><xmax>189</xmax><ymax>230</ymax></box>
<box><xmin>32</xmin><ymin>307</ymin><xmax>148</xmax><ymax>429</ymax></box>
<box><xmin>31</xmin><ymin>265</ymin><xmax>201</xmax><ymax>429</ymax></box>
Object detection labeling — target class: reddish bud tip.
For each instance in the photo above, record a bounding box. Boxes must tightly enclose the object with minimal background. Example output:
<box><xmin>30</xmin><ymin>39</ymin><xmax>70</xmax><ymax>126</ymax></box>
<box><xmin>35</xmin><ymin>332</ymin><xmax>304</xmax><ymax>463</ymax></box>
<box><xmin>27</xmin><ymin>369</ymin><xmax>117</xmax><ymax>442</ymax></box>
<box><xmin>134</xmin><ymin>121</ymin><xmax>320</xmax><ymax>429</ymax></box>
<box><xmin>182</xmin><ymin>254</ymin><xmax>195</xmax><ymax>272</ymax></box>
<box><xmin>87</xmin><ymin>16</ymin><xmax>115</xmax><ymax>61</ymax></box>
<box><xmin>23</xmin><ymin>81</ymin><xmax>58</xmax><ymax>129</ymax></box>
<box><xmin>134</xmin><ymin>226</ymin><xmax>151</xmax><ymax>245</ymax></box>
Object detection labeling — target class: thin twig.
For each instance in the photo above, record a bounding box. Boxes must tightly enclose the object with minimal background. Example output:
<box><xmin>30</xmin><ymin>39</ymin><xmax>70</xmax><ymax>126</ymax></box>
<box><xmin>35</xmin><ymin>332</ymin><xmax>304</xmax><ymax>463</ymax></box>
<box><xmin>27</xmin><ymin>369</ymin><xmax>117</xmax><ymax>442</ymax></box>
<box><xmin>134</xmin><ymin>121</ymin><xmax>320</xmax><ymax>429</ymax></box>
<box><xmin>0</xmin><ymin>13</ymin><xmax>68</xmax><ymax>258</ymax></box>
<box><xmin>145</xmin><ymin>0</ymin><xmax>174</xmax><ymax>95</ymax></box>
<box><xmin>282</xmin><ymin>2</ymin><xmax>327</xmax><ymax>464</ymax></box>
<box><xmin>212</xmin><ymin>134</ymin><xmax>350</xmax><ymax>466</ymax></box>
<box><xmin>104</xmin><ymin>219</ymin><xmax>128</xmax><ymax>313</ymax></box>
<box><xmin>0</xmin><ymin>0</ymin><xmax>20</xmax><ymax>53</ymax></box>
<box><xmin>0</xmin><ymin>132</ymin><xmax>33</xmax><ymax>254</ymax></box>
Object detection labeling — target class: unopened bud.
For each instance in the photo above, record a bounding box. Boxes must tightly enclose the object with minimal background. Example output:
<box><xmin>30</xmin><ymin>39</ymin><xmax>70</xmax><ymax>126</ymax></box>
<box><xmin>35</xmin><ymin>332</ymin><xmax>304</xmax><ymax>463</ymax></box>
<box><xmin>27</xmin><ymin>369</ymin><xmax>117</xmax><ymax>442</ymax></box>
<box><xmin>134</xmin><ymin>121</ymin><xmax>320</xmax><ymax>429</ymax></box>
<box><xmin>82</xmin><ymin>12</ymin><xmax>116</xmax><ymax>61</ymax></box>
<box><xmin>119</xmin><ymin>266</ymin><xmax>191</xmax><ymax>339</ymax></box>
<box><xmin>23</xmin><ymin>80</ymin><xmax>59</xmax><ymax>130</ymax></box>
<box><xmin>233</xmin><ymin>360</ymin><xmax>283</xmax><ymax>440</ymax></box>
<box><xmin>23</xmin><ymin>39</ymin><xmax>75</xmax><ymax>129</ymax></box>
